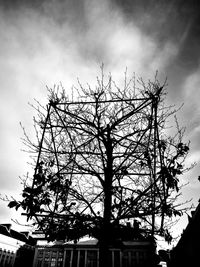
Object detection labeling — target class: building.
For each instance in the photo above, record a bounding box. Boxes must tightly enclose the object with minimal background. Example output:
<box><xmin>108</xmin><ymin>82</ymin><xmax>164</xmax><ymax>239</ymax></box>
<box><xmin>0</xmin><ymin>248</ymin><xmax>16</xmax><ymax>267</ymax></box>
<box><xmin>33</xmin><ymin>239</ymin><xmax>156</xmax><ymax>267</ymax></box>
<box><xmin>170</xmin><ymin>203</ymin><xmax>200</xmax><ymax>266</ymax></box>
<box><xmin>0</xmin><ymin>223</ymin><xmax>161</xmax><ymax>266</ymax></box>
<box><xmin>0</xmin><ymin>224</ymin><xmax>36</xmax><ymax>267</ymax></box>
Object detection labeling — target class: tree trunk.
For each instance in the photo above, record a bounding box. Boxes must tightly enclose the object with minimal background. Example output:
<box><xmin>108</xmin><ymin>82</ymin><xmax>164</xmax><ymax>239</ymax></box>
<box><xmin>99</xmin><ymin>125</ymin><xmax>113</xmax><ymax>267</ymax></box>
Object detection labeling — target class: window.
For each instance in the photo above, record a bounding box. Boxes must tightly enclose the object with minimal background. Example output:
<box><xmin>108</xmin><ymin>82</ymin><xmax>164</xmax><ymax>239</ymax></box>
<box><xmin>64</xmin><ymin>250</ymin><xmax>72</xmax><ymax>267</ymax></box>
<box><xmin>79</xmin><ymin>250</ymin><xmax>85</xmax><ymax>267</ymax></box>
<box><xmin>113</xmin><ymin>250</ymin><xmax>121</xmax><ymax>267</ymax></box>
<box><xmin>72</xmin><ymin>250</ymin><xmax>78</xmax><ymax>267</ymax></box>
<box><xmin>130</xmin><ymin>251</ymin><xmax>138</xmax><ymax>265</ymax></box>
<box><xmin>87</xmin><ymin>250</ymin><xmax>98</xmax><ymax>267</ymax></box>
<box><xmin>50</xmin><ymin>258</ymin><xmax>56</xmax><ymax>267</ymax></box>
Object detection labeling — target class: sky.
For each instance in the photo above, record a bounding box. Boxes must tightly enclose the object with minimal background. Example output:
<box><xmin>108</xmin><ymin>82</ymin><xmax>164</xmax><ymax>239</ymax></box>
<box><xmin>0</xmin><ymin>0</ymin><xmax>200</xmax><ymax>247</ymax></box>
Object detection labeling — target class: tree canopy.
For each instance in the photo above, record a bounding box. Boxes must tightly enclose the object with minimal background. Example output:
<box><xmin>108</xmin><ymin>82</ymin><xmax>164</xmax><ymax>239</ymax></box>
<box><xmin>9</xmin><ymin>71</ymin><xmax>189</xmax><ymax>245</ymax></box>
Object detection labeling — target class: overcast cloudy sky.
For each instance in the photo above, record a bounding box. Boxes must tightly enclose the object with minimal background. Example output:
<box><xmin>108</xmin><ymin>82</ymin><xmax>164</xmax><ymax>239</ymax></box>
<box><xmin>0</xmin><ymin>0</ymin><xmax>200</xmax><ymax>242</ymax></box>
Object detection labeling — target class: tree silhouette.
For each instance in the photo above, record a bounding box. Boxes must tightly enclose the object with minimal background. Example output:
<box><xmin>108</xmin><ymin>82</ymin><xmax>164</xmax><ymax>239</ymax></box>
<box><xmin>9</xmin><ymin>70</ymin><xmax>190</xmax><ymax>266</ymax></box>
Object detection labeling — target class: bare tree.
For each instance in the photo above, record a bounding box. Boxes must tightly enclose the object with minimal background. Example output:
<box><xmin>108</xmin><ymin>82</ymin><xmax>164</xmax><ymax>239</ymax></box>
<box><xmin>9</xmin><ymin>70</ymin><xmax>190</xmax><ymax>266</ymax></box>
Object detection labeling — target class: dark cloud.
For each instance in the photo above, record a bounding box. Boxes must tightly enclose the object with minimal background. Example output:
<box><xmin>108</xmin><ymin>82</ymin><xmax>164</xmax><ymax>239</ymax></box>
<box><xmin>1</xmin><ymin>0</ymin><xmax>199</xmax><ymax>73</ymax></box>
<box><xmin>112</xmin><ymin>0</ymin><xmax>200</xmax><ymax>81</ymax></box>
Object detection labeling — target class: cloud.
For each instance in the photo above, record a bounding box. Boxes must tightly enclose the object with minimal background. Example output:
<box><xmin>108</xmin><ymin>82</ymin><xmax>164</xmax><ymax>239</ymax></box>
<box><xmin>0</xmin><ymin>2</ymin><xmax>183</xmax><ymax>183</ymax></box>
<box><xmin>181</xmin><ymin>68</ymin><xmax>200</xmax><ymax>155</ymax></box>
<box><xmin>183</xmin><ymin>69</ymin><xmax>200</xmax><ymax>116</ymax></box>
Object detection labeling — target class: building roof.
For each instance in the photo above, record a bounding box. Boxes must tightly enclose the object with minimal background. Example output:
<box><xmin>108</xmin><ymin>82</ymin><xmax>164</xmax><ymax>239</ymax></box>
<box><xmin>176</xmin><ymin>203</ymin><xmax>200</xmax><ymax>248</ymax></box>
<box><xmin>0</xmin><ymin>224</ymin><xmax>36</xmax><ymax>246</ymax></box>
